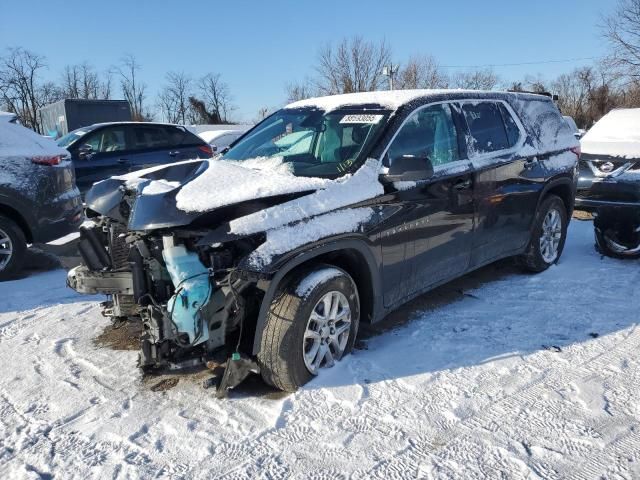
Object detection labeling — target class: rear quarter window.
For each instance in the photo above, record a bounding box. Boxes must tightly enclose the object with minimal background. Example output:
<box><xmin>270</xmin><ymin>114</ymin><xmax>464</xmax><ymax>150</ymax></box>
<box><xmin>508</xmin><ymin>97</ymin><xmax>576</xmax><ymax>152</ymax></box>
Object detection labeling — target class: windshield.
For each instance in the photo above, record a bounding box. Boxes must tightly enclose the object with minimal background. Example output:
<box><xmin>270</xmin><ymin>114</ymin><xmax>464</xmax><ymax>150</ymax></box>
<box><xmin>223</xmin><ymin>108</ymin><xmax>389</xmax><ymax>177</ymax></box>
<box><xmin>57</xmin><ymin>126</ymin><xmax>96</xmax><ymax>148</ymax></box>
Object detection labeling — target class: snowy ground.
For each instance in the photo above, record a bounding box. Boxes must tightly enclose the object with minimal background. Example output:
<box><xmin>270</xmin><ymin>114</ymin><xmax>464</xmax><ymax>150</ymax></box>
<box><xmin>1</xmin><ymin>219</ymin><xmax>639</xmax><ymax>479</ymax></box>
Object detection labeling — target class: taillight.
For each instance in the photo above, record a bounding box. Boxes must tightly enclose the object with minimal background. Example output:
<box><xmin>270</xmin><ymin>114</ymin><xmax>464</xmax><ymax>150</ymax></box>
<box><xmin>570</xmin><ymin>146</ymin><xmax>581</xmax><ymax>159</ymax></box>
<box><xmin>31</xmin><ymin>155</ymin><xmax>62</xmax><ymax>166</ymax></box>
<box><xmin>198</xmin><ymin>145</ymin><xmax>213</xmax><ymax>156</ymax></box>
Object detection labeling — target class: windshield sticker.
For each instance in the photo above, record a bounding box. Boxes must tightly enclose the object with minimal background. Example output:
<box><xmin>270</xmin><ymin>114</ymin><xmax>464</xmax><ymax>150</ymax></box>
<box><xmin>339</xmin><ymin>114</ymin><xmax>383</xmax><ymax>124</ymax></box>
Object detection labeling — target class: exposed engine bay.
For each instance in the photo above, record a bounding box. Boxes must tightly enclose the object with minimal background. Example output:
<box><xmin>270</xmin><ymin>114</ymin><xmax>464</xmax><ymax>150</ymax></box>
<box><xmin>67</xmin><ymin>176</ymin><xmax>267</xmax><ymax>395</ymax></box>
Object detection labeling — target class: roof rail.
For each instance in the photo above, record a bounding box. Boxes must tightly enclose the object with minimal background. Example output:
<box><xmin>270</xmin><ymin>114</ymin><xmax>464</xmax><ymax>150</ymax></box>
<box><xmin>507</xmin><ymin>90</ymin><xmax>559</xmax><ymax>101</ymax></box>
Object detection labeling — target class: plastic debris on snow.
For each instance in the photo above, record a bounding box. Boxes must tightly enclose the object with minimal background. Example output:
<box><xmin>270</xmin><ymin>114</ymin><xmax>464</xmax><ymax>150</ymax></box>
<box><xmin>248</xmin><ymin>208</ymin><xmax>374</xmax><ymax>268</ymax></box>
<box><xmin>295</xmin><ymin>267</ymin><xmax>344</xmax><ymax>297</ymax></box>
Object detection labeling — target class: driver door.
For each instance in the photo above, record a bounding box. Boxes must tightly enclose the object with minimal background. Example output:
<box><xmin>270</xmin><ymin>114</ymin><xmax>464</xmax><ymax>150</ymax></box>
<box><xmin>380</xmin><ymin>103</ymin><xmax>475</xmax><ymax>305</ymax></box>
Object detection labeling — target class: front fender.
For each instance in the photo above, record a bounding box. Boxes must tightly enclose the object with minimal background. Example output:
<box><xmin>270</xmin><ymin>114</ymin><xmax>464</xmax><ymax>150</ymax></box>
<box><xmin>249</xmin><ymin>237</ymin><xmax>382</xmax><ymax>355</ymax></box>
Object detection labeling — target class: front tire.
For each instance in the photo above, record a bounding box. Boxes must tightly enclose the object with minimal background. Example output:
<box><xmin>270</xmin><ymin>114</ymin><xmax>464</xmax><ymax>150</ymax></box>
<box><xmin>517</xmin><ymin>194</ymin><xmax>568</xmax><ymax>272</ymax></box>
<box><xmin>594</xmin><ymin>225</ymin><xmax>640</xmax><ymax>259</ymax></box>
<box><xmin>257</xmin><ymin>266</ymin><xmax>360</xmax><ymax>392</ymax></box>
<box><xmin>0</xmin><ymin>216</ymin><xmax>27</xmax><ymax>281</ymax></box>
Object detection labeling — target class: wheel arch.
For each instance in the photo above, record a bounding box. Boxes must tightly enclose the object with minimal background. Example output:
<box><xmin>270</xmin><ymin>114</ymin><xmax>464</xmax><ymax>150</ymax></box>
<box><xmin>0</xmin><ymin>203</ymin><xmax>32</xmax><ymax>243</ymax></box>
<box><xmin>250</xmin><ymin>239</ymin><xmax>381</xmax><ymax>355</ymax></box>
<box><xmin>538</xmin><ymin>177</ymin><xmax>575</xmax><ymax>219</ymax></box>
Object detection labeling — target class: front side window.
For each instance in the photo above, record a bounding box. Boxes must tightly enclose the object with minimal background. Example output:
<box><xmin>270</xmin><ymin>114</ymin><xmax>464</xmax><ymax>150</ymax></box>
<box><xmin>462</xmin><ymin>102</ymin><xmax>511</xmax><ymax>154</ymax></box>
<box><xmin>223</xmin><ymin>109</ymin><xmax>389</xmax><ymax>177</ymax></box>
<box><xmin>80</xmin><ymin>127</ymin><xmax>127</xmax><ymax>154</ymax></box>
<box><xmin>387</xmin><ymin>103</ymin><xmax>460</xmax><ymax>167</ymax></box>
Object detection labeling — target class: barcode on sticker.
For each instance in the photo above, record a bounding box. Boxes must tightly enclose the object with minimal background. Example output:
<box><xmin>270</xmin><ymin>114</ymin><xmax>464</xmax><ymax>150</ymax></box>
<box><xmin>339</xmin><ymin>114</ymin><xmax>383</xmax><ymax>124</ymax></box>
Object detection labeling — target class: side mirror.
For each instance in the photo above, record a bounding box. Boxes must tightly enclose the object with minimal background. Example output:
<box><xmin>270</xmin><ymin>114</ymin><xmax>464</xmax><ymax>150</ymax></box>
<box><xmin>384</xmin><ymin>155</ymin><xmax>434</xmax><ymax>182</ymax></box>
<box><xmin>210</xmin><ymin>144</ymin><xmax>218</xmax><ymax>153</ymax></box>
<box><xmin>78</xmin><ymin>144</ymin><xmax>94</xmax><ymax>160</ymax></box>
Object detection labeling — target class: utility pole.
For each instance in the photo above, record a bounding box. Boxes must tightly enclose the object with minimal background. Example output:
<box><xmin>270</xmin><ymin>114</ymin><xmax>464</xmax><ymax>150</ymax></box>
<box><xmin>382</xmin><ymin>65</ymin><xmax>398</xmax><ymax>90</ymax></box>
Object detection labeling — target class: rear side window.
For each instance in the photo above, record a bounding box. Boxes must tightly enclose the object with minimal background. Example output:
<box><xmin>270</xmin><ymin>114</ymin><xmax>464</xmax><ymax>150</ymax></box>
<box><xmin>499</xmin><ymin>104</ymin><xmax>521</xmax><ymax>147</ymax></box>
<box><xmin>462</xmin><ymin>102</ymin><xmax>510</xmax><ymax>154</ymax></box>
<box><xmin>132</xmin><ymin>126</ymin><xmax>170</xmax><ymax>150</ymax></box>
<box><xmin>176</xmin><ymin>128</ymin><xmax>205</xmax><ymax>147</ymax></box>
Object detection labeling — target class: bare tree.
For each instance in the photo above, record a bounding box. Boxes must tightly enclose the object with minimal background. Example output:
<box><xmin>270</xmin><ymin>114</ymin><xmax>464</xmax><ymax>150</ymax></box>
<box><xmin>314</xmin><ymin>36</ymin><xmax>392</xmax><ymax>94</ymax></box>
<box><xmin>157</xmin><ymin>71</ymin><xmax>191</xmax><ymax>124</ymax></box>
<box><xmin>0</xmin><ymin>47</ymin><xmax>57</xmax><ymax>132</ymax></box>
<box><xmin>603</xmin><ymin>0</ymin><xmax>640</xmax><ymax>78</ymax></box>
<box><xmin>450</xmin><ymin>68</ymin><xmax>499</xmax><ymax>90</ymax></box>
<box><xmin>117</xmin><ymin>54</ymin><xmax>147</xmax><ymax>121</ymax></box>
<box><xmin>198</xmin><ymin>73</ymin><xmax>234</xmax><ymax>123</ymax></box>
<box><xmin>60</xmin><ymin>62</ymin><xmax>111</xmax><ymax>100</ymax></box>
<box><xmin>285</xmin><ymin>79</ymin><xmax>315</xmax><ymax>103</ymax></box>
<box><xmin>396</xmin><ymin>55</ymin><xmax>449</xmax><ymax>90</ymax></box>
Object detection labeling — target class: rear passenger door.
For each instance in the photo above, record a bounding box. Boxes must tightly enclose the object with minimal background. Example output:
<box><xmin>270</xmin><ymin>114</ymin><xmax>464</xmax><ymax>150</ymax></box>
<box><xmin>127</xmin><ymin>125</ymin><xmax>177</xmax><ymax>170</ymax></box>
<box><xmin>460</xmin><ymin>100</ymin><xmax>539</xmax><ymax>267</ymax></box>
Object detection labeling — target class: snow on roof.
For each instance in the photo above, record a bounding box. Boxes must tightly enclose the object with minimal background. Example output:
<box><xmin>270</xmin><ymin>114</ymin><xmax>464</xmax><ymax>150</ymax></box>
<box><xmin>0</xmin><ymin>120</ymin><xmax>69</xmax><ymax>158</ymax></box>
<box><xmin>285</xmin><ymin>89</ymin><xmax>480</xmax><ymax>112</ymax></box>
<box><xmin>581</xmin><ymin>108</ymin><xmax>640</xmax><ymax>158</ymax></box>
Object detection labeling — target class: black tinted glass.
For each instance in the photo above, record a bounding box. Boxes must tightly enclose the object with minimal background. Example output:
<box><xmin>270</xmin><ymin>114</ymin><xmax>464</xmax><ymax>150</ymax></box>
<box><xmin>132</xmin><ymin>126</ymin><xmax>170</xmax><ymax>150</ymax></box>
<box><xmin>462</xmin><ymin>102</ymin><xmax>509</xmax><ymax>154</ymax></box>
<box><xmin>499</xmin><ymin>104</ymin><xmax>521</xmax><ymax>147</ymax></box>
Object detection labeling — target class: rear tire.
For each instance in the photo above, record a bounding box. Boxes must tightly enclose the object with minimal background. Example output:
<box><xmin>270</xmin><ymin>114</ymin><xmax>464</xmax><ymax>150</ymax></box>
<box><xmin>0</xmin><ymin>216</ymin><xmax>27</xmax><ymax>281</ymax></box>
<box><xmin>257</xmin><ymin>266</ymin><xmax>360</xmax><ymax>392</ymax></box>
<box><xmin>594</xmin><ymin>226</ymin><xmax>640</xmax><ymax>259</ymax></box>
<box><xmin>516</xmin><ymin>194</ymin><xmax>568</xmax><ymax>273</ymax></box>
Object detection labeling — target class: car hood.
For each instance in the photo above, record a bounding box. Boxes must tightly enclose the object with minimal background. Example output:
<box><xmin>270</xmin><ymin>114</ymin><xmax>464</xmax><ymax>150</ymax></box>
<box><xmin>84</xmin><ymin>159</ymin><xmax>317</xmax><ymax>232</ymax></box>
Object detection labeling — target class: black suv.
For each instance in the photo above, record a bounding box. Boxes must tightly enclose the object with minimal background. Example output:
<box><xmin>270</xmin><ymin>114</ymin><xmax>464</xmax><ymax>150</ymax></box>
<box><xmin>57</xmin><ymin>122</ymin><xmax>214</xmax><ymax>192</ymax></box>
<box><xmin>67</xmin><ymin>90</ymin><xmax>579</xmax><ymax>393</ymax></box>
<box><xmin>0</xmin><ymin>113</ymin><xmax>82</xmax><ymax>279</ymax></box>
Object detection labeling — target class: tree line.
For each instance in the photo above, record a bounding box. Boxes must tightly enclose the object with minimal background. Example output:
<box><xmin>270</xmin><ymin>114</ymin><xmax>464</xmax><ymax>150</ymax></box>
<box><xmin>0</xmin><ymin>50</ymin><xmax>235</xmax><ymax>133</ymax></box>
<box><xmin>3</xmin><ymin>0</ymin><xmax>640</xmax><ymax>132</ymax></box>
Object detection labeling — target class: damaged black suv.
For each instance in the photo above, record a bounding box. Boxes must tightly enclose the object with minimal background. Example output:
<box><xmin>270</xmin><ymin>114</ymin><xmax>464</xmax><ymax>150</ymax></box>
<box><xmin>68</xmin><ymin>90</ymin><xmax>579</xmax><ymax>394</ymax></box>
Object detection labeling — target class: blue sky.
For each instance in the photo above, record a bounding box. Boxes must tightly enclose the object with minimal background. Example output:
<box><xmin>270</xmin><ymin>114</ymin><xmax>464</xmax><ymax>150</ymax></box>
<box><xmin>1</xmin><ymin>0</ymin><xmax>612</xmax><ymax>121</ymax></box>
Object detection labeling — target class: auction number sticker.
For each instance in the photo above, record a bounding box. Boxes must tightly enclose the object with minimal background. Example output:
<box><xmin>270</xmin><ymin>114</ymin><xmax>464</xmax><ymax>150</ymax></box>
<box><xmin>339</xmin><ymin>114</ymin><xmax>383</xmax><ymax>124</ymax></box>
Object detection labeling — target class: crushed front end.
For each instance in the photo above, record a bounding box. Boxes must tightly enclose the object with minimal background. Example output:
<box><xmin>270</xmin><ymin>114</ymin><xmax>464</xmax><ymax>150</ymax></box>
<box><xmin>67</xmin><ymin>163</ymin><xmax>265</xmax><ymax>394</ymax></box>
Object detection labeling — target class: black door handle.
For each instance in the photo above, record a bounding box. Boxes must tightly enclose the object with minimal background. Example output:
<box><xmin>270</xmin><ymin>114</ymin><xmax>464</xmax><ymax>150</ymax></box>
<box><xmin>453</xmin><ymin>179</ymin><xmax>472</xmax><ymax>190</ymax></box>
<box><xmin>169</xmin><ymin>150</ymin><xmax>181</xmax><ymax>157</ymax></box>
<box><xmin>117</xmin><ymin>158</ymin><xmax>129</xmax><ymax>164</ymax></box>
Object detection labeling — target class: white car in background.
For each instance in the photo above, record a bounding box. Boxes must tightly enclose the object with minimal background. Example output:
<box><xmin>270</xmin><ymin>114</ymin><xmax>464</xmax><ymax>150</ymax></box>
<box><xmin>197</xmin><ymin>128</ymin><xmax>249</xmax><ymax>154</ymax></box>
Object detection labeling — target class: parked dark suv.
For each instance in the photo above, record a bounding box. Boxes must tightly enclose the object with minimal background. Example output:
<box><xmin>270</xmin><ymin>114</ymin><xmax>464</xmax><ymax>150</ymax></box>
<box><xmin>57</xmin><ymin>122</ymin><xmax>214</xmax><ymax>192</ymax></box>
<box><xmin>0</xmin><ymin>112</ymin><xmax>82</xmax><ymax>279</ymax></box>
<box><xmin>575</xmin><ymin>108</ymin><xmax>640</xmax><ymax>257</ymax></box>
<box><xmin>67</xmin><ymin>90</ymin><xmax>579</xmax><ymax>394</ymax></box>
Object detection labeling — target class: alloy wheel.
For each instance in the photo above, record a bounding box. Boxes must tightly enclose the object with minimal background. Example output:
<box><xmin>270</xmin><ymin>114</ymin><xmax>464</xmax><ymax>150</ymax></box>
<box><xmin>0</xmin><ymin>227</ymin><xmax>13</xmax><ymax>271</ymax></box>
<box><xmin>539</xmin><ymin>208</ymin><xmax>562</xmax><ymax>263</ymax></box>
<box><xmin>303</xmin><ymin>290</ymin><xmax>352</xmax><ymax>375</ymax></box>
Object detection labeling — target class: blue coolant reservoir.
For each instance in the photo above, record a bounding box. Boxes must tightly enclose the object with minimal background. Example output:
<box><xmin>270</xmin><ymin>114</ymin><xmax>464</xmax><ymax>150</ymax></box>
<box><xmin>162</xmin><ymin>244</ymin><xmax>211</xmax><ymax>345</ymax></box>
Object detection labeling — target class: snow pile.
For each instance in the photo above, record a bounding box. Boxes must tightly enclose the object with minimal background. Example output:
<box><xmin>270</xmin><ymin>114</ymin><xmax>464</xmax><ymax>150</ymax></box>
<box><xmin>248</xmin><ymin>207</ymin><xmax>373</xmax><ymax>268</ymax></box>
<box><xmin>295</xmin><ymin>267</ymin><xmax>343</xmax><ymax>297</ymax></box>
<box><xmin>175</xmin><ymin>159</ymin><xmax>330</xmax><ymax>212</ymax></box>
<box><xmin>581</xmin><ymin>108</ymin><xmax>640</xmax><ymax>158</ymax></box>
<box><xmin>229</xmin><ymin>159</ymin><xmax>383</xmax><ymax>235</ymax></box>
<box><xmin>0</xmin><ymin>120</ymin><xmax>68</xmax><ymax>158</ymax></box>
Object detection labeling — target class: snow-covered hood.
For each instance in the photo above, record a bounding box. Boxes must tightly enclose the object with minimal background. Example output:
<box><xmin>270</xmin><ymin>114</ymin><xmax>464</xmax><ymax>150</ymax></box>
<box><xmin>84</xmin><ymin>157</ymin><xmax>384</xmax><ymax>234</ymax></box>
<box><xmin>581</xmin><ymin>108</ymin><xmax>640</xmax><ymax>159</ymax></box>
